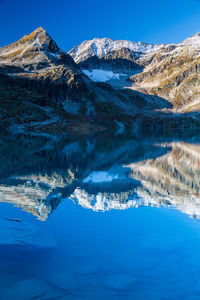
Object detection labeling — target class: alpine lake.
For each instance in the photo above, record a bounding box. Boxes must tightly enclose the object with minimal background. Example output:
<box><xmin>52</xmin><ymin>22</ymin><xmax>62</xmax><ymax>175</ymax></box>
<box><xmin>1</xmin><ymin>128</ymin><xmax>200</xmax><ymax>299</ymax></box>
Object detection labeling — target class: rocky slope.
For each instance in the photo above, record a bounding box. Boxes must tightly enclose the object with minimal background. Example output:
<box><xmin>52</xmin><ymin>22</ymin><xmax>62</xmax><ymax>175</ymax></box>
<box><xmin>130</xmin><ymin>32</ymin><xmax>200</xmax><ymax>112</ymax></box>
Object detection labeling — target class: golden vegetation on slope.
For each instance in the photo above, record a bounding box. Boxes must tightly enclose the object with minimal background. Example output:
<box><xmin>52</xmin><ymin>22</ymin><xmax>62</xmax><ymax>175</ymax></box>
<box><xmin>18</xmin><ymin>27</ymin><xmax>45</xmax><ymax>44</ymax></box>
<box><xmin>131</xmin><ymin>44</ymin><xmax>200</xmax><ymax>111</ymax></box>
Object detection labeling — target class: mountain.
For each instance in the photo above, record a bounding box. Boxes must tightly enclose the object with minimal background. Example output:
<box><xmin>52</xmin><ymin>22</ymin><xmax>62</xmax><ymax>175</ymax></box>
<box><xmin>0</xmin><ymin>27</ymin><xmax>94</xmax><ymax>135</ymax></box>
<box><xmin>2</xmin><ymin>27</ymin><xmax>200</xmax><ymax>137</ymax></box>
<box><xmin>68</xmin><ymin>37</ymin><xmax>165</xmax><ymax>75</ymax></box>
<box><xmin>0</xmin><ymin>27</ymin><xmax>88</xmax><ymax>101</ymax></box>
<box><xmin>68</xmin><ymin>33</ymin><xmax>200</xmax><ymax>115</ymax></box>
<box><xmin>0</xmin><ymin>27</ymin><xmax>77</xmax><ymax>70</ymax></box>
<box><xmin>130</xmin><ymin>32</ymin><xmax>200</xmax><ymax>111</ymax></box>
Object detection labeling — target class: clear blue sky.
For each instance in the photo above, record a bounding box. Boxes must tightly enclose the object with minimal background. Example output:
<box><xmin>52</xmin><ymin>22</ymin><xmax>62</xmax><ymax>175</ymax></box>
<box><xmin>0</xmin><ymin>0</ymin><xmax>200</xmax><ymax>51</ymax></box>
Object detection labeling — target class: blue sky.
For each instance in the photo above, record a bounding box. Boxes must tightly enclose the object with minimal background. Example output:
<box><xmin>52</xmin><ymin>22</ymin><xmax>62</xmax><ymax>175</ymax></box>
<box><xmin>0</xmin><ymin>0</ymin><xmax>200</xmax><ymax>51</ymax></box>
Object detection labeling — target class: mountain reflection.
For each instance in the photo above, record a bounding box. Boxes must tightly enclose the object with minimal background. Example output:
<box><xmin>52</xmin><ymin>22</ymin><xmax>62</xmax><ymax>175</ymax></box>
<box><xmin>1</xmin><ymin>132</ymin><xmax>200</xmax><ymax>220</ymax></box>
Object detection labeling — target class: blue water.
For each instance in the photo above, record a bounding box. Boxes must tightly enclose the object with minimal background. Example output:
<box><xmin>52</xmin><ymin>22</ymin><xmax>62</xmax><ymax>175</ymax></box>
<box><xmin>1</xmin><ymin>132</ymin><xmax>200</xmax><ymax>299</ymax></box>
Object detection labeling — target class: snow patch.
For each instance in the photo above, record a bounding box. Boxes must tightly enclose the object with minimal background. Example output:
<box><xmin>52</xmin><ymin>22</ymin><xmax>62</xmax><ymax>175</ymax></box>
<box><xmin>63</xmin><ymin>99</ymin><xmax>80</xmax><ymax>114</ymax></box>
<box><xmin>82</xmin><ymin>69</ymin><xmax>126</xmax><ymax>82</ymax></box>
<box><xmin>34</xmin><ymin>38</ymin><xmax>41</xmax><ymax>48</ymax></box>
<box><xmin>115</xmin><ymin>120</ymin><xmax>125</xmax><ymax>135</ymax></box>
<box><xmin>83</xmin><ymin>171</ymin><xmax>119</xmax><ymax>183</ymax></box>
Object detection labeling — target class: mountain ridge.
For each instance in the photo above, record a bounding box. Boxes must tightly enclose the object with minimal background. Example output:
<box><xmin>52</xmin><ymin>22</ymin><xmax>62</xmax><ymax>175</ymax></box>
<box><xmin>1</xmin><ymin>27</ymin><xmax>200</xmax><ymax>137</ymax></box>
<box><xmin>68</xmin><ymin>37</ymin><xmax>166</xmax><ymax>64</ymax></box>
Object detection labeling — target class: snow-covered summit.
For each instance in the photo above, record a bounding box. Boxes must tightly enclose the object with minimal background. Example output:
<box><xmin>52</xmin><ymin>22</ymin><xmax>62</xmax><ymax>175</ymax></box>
<box><xmin>68</xmin><ymin>37</ymin><xmax>166</xmax><ymax>63</ymax></box>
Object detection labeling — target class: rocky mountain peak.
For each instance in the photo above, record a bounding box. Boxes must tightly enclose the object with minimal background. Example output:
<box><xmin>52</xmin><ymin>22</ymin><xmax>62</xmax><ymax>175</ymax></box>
<box><xmin>0</xmin><ymin>27</ymin><xmax>76</xmax><ymax>70</ymax></box>
<box><xmin>17</xmin><ymin>27</ymin><xmax>60</xmax><ymax>54</ymax></box>
<box><xmin>21</xmin><ymin>26</ymin><xmax>46</xmax><ymax>39</ymax></box>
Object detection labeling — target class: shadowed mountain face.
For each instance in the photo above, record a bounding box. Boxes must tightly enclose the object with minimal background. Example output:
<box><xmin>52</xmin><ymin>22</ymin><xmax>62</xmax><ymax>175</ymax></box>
<box><xmin>1</xmin><ymin>131</ymin><xmax>200</xmax><ymax>220</ymax></box>
<box><xmin>77</xmin><ymin>48</ymin><xmax>143</xmax><ymax>75</ymax></box>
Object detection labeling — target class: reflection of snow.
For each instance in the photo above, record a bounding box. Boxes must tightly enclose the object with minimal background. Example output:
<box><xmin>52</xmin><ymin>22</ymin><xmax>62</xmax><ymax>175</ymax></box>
<box><xmin>82</xmin><ymin>69</ymin><xmax>126</xmax><ymax>82</ymax></box>
<box><xmin>63</xmin><ymin>99</ymin><xmax>80</xmax><ymax>114</ymax></box>
<box><xmin>83</xmin><ymin>171</ymin><xmax>119</xmax><ymax>183</ymax></box>
<box><xmin>70</xmin><ymin>188</ymin><xmax>140</xmax><ymax>211</ymax></box>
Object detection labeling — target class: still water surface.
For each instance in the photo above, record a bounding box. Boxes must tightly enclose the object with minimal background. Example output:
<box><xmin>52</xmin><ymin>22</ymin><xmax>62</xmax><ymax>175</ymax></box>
<box><xmin>1</xmin><ymin>131</ymin><xmax>200</xmax><ymax>299</ymax></box>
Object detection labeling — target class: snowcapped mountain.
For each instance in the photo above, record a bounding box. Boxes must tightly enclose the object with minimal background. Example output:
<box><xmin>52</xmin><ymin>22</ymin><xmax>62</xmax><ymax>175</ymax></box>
<box><xmin>68</xmin><ymin>37</ymin><xmax>166</xmax><ymax>63</ymax></box>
